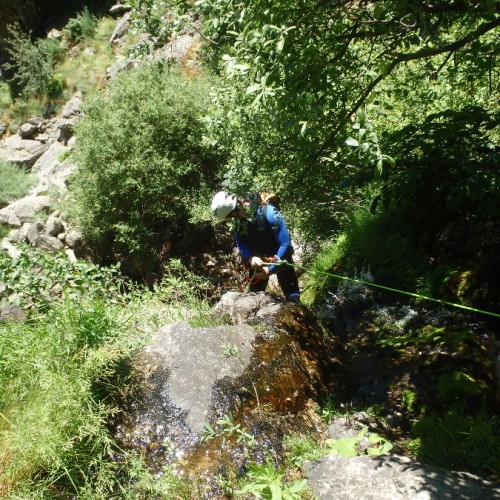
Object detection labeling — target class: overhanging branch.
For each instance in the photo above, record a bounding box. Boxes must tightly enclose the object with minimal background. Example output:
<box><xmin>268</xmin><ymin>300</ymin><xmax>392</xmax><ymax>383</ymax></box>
<box><xmin>310</xmin><ymin>16</ymin><xmax>500</xmax><ymax>164</ymax></box>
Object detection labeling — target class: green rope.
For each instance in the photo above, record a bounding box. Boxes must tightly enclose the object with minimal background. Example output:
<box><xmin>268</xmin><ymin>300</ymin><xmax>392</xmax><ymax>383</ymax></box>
<box><xmin>263</xmin><ymin>261</ymin><xmax>500</xmax><ymax>319</ymax></box>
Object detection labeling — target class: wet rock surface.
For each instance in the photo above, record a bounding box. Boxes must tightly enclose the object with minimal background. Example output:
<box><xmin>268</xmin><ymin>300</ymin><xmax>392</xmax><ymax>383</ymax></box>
<box><xmin>112</xmin><ymin>292</ymin><xmax>338</xmax><ymax>494</ymax></box>
<box><xmin>111</xmin><ymin>286</ymin><xmax>500</xmax><ymax>496</ymax></box>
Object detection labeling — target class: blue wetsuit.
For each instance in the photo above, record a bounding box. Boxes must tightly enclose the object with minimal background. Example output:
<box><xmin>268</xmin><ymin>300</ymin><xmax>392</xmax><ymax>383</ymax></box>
<box><xmin>234</xmin><ymin>205</ymin><xmax>300</xmax><ymax>300</ymax></box>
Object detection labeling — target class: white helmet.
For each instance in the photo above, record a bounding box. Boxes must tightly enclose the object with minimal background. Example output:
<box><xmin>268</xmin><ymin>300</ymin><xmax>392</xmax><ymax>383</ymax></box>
<box><xmin>211</xmin><ymin>191</ymin><xmax>237</xmax><ymax>219</ymax></box>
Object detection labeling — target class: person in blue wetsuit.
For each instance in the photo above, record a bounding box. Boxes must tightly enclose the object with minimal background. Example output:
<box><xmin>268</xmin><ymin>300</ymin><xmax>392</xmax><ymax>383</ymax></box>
<box><xmin>211</xmin><ymin>191</ymin><xmax>300</xmax><ymax>302</ymax></box>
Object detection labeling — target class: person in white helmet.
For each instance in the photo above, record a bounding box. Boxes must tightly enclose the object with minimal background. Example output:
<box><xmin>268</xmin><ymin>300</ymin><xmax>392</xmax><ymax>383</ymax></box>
<box><xmin>211</xmin><ymin>191</ymin><xmax>300</xmax><ymax>301</ymax></box>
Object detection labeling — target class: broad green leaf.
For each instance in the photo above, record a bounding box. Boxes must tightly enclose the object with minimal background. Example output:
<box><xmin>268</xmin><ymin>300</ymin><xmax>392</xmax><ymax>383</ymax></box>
<box><xmin>357</xmin><ymin>109</ymin><xmax>366</xmax><ymax>124</ymax></box>
<box><xmin>269</xmin><ymin>482</ymin><xmax>283</xmax><ymax>499</ymax></box>
<box><xmin>345</xmin><ymin>137</ymin><xmax>359</xmax><ymax>147</ymax></box>
<box><xmin>333</xmin><ymin>437</ymin><xmax>359</xmax><ymax>456</ymax></box>
<box><xmin>368</xmin><ymin>433</ymin><xmax>384</xmax><ymax>444</ymax></box>
<box><xmin>288</xmin><ymin>479</ymin><xmax>307</xmax><ymax>493</ymax></box>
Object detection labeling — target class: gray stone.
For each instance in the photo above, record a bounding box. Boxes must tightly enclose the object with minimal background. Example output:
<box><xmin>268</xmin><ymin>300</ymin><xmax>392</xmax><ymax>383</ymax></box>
<box><xmin>65</xmin><ymin>229</ymin><xmax>82</xmax><ymax>248</ymax></box>
<box><xmin>304</xmin><ymin>454</ymin><xmax>500</xmax><ymax>500</ymax></box>
<box><xmin>0</xmin><ymin>239</ymin><xmax>22</xmax><ymax>259</ymax></box>
<box><xmin>24</xmin><ymin>221</ymin><xmax>45</xmax><ymax>245</ymax></box>
<box><xmin>0</xmin><ymin>135</ymin><xmax>47</xmax><ymax>167</ymax></box>
<box><xmin>154</xmin><ymin>33</ymin><xmax>199</xmax><ymax>62</ymax></box>
<box><xmin>65</xmin><ymin>248</ymin><xmax>77</xmax><ymax>263</ymax></box>
<box><xmin>28</xmin><ymin>117</ymin><xmax>48</xmax><ymax>130</ymax></box>
<box><xmin>61</xmin><ymin>92</ymin><xmax>83</xmax><ymax>119</ymax></box>
<box><xmin>213</xmin><ymin>291</ymin><xmax>280</xmax><ymax>325</ymax></box>
<box><xmin>47</xmin><ymin>28</ymin><xmax>62</xmax><ymax>40</ymax></box>
<box><xmin>45</xmin><ymin>216</ymin><xmax>64</xmax><ymax>237</ymax></box>
<box><xmin>0</xmin><ymin>303</ymin><xmax>27</xmax><ymax>322</ymax></box>
<box><xmin>106</xmin><ymin>57</ymin><xmax>137</xmax><ymax>81</ymax></box>
<box><xmin>109</xmin><ymin>12</ymin><xmax>130</xmax><ymax>44</ymax></box>
<box><xmin>18</xmin><ymin>122</ymin><xmax>38</xmax><ymax>139</ymax></box>
<box><xmin>6</xmin><ymin>228</ymin><xmax>21</xmax><ymax>242</ymax></box>
<box><xmin>33</xmin><ymin>234</ymin><xmax>64</xmax><ymax>252</ymax></box>
<box><xmin>109</xmin><ymin>3</ymin><xmax>131</xmax><ymax>15</ymax></box>
<box><xmin>0</xmin><ymin>195</ymin><xmax>53</xmax><ymax>226</ymax></box>
<box><xmin>31</xmin><ymin>142</ymin><xmax>70</xmax><ymax>194</ymax></box>
<box><xmin>142</xmin><ymin>322</ymin><xmax>258</xmax><ymax>433</ymax></box>
<box><xmin>51</xmin><ymin>118</ymin><xmax>74</xmax><ymax>144</ymax></box>
<box><xmin>327</xmin><ymin>417</ymin><xmax>359</xmax><ymax>440</ymax></box>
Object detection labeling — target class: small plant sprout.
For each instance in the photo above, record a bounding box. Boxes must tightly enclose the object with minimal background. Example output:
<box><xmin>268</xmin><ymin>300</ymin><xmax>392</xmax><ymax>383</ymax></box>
<box><xmin>201</xmin><ymin>413</ymin><xmax>255</xmax><ymax>447</ymax></box>
<box><xmin>237</xmin><ymin>457</ymin><xmax>307</xmax><ymax>499</ymax></box>
<box><xmin>221</xmin><ymin>342</ymin><xmax>241</xmax><ymax>358</ymax></box>
<box><xmin>326</xmin><ymin>426</ymin><xmax>393</xmax><ymax>457</ymax></box>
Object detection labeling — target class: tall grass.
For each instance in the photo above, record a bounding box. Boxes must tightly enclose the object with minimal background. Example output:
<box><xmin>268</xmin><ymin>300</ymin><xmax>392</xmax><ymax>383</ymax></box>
<box><xmin>0</xmin><ymin>159</ymin><xmax>36</xmax><ymax>207</ymax></box>
<box><xmin>302</xmin><ymin>204</ymin><xmax>430</xmax><ymax>306</ymax></box>
<box><xmin>58</xmin><ymin>17</ymin><xmax>118</xmax><ymax>94</ymax></box>
<box><xmin>0</xmin><ymin>248</ymin><xmax>213</xmax><ymax>496</ymax></box>
<box><xmin>0</xmin><ymin>299</ymin><xmax>123</xmax><ymax>496</ymax></box>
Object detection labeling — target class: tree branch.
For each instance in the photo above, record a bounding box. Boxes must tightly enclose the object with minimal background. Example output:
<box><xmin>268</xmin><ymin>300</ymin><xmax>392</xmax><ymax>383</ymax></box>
<box><xmin>389</xmin><ymin>17</ymin><xmax>500</xmax><ymax>63</ymax></box>
<box><xmin>310</xmin><ymin>16</ymin><xmax>500</xmax><ymax>165</ymax></box>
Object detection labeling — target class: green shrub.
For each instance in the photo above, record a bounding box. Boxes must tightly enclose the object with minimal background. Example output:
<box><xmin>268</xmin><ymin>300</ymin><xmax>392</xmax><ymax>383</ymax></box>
<box><xmin>0</xmin><ymin>80</ymin><xmax>12</xmax><ymax>116</ymax></box>
<box><xmin>5</xmin><ymin>24</ymin><xmax>65</xmax><ymax>100</ymax></box>
<box><xmin>70</xmin><ymin>62</ymin><xmax>220</xmax><ymax>273</ymax></box>
<box><xmin>0</xmin><ymin>244</ymin><xmax>127</xmax><ymax>313</ymax></box>
<box><xmin>63</xmin><ymin>8</ymin><xmax>99</xmax><ymax>44</ymax></box>
<box><xmin>409</xmin><ymin>404</ymin><xmax>500</xmax><ymax>474</ymax></box>
<box><xmin>0</xmin><ymin>159</ymin><xmax>35</xmax><ymax>207</ymax></box>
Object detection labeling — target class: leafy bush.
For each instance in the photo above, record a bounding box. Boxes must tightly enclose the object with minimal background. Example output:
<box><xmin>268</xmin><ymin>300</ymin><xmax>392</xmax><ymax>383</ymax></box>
<box><xmin>0</xmin><ymin>159</ymin><xmax>35</xmax><ymax>207</ymax></box>
<box><xmin>237</xmin><ymin>458</ymin><xmax>307</xmax><ymax>499</ymax></box>
<box><xmin>70</xmin><ymin>62</ymin><xmax>221</xmax><ymax>273</ymax></box>
<box><xmin>5</xmin><ymin>24</ymin><xmax>65</xmax><ymax>100</ymax></box>
<box><xmin>0</xmin><ymin>244</ymin><xmax>127</xmax><ymax>313</ymax></box>
<box><xmin>63</xmin><ymin>7</ymin><xmax>99</xmax><ymax>44</ymax></box>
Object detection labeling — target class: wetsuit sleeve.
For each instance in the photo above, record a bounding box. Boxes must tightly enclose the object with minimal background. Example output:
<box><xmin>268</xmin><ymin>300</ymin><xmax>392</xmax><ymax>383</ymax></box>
<box><xmin>234</xmin><ymin>231</ymin><xmax>252</xmax><ymax>261</ymax></box>
<box><xmin>266</xmin><ymin>206</ymin><xmax>293</xmax><ymax>273</ymax></box>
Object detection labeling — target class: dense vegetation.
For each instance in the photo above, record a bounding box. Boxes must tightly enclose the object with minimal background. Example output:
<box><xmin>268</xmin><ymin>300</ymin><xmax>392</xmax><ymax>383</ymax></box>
<box><xmin>123</xmin><ymin>0</ymin><xmax>500</xmax><ymax>305</ymax></box>
<box><xmin>0</xmin><ymin>0</ymin><xmax>499</xmax><ymax>497</ymax></box>
<box><xmin>69</xmin><ymin>63</ymin><xmax>221</xmax><ymax>273</ymax></box>
<box><xmin>0</xmin><ymin>247</ymin><xmax>215</xmax><ymax>497</ymax></box>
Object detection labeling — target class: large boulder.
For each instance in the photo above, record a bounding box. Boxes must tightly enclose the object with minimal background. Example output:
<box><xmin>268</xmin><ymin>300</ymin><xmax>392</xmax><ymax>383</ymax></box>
<box><xmin>305</xmin><ymin>454</ymin><xmax>500</xmax><ymax>499</ymax></box>
<box><xmin>113</xmin><ymin>292</ymin><xmax>339</xmax><ymax>490</ymax></box>
<box><xmin>0</xmin><ymin>195</ymin><xmax>53</xmax><ymax>227</ymax></box>
<box><xmin>0</xmin><ymin>135</ymin><xmax>47</xmax><ymax>168</ymax></box>
<box><xmin>31</xmin><ymin>141</ymin><xmax>73</xmax><ymax>195</ymax></box>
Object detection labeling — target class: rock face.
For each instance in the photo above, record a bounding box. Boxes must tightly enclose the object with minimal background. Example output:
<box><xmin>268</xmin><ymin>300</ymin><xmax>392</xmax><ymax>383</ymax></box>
<box><xmin>113</xmin><ymin>292</ymin><xmax>339</xmax><ymax>493</ymax></box>
<box><xmin>0</xmin><ymin>195</ymin><xmax>53</xmax><ymax>227</ymax></box>
<box><xmin>305</xmin><ymin>454</ymin><xmax>500</xmax><ymax>499</ymax></box>
<box><xmin>0</xmin><ymin>135</ymin><xmax>47</xmax><ymax>168</ymax></box>
<box><xmin>0</xmin><ymin>93</ymin><xmax>82</xmax><ymax>257</ymax></box>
